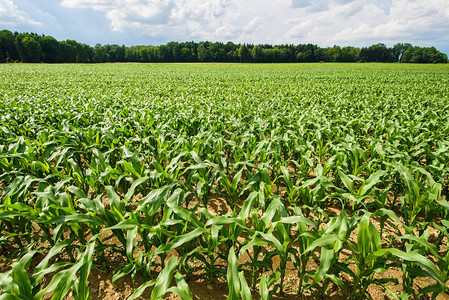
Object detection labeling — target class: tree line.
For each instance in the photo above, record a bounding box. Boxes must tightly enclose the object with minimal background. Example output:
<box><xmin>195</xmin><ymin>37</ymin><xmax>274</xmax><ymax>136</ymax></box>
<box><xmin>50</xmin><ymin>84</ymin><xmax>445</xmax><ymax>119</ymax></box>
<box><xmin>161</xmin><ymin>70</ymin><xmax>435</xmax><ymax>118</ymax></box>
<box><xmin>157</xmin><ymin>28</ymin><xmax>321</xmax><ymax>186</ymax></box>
<box><xmin>1</xmin><ymin>30</ymin><xmax>447</xmax><ymax>64</ymax></box>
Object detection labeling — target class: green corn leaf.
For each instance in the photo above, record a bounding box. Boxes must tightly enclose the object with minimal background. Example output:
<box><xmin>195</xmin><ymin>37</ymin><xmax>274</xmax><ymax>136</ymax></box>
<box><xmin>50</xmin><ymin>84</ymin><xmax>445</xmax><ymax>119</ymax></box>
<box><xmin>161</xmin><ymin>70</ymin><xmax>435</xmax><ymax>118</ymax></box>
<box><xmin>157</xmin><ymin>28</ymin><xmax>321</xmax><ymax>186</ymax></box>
<box><xmin>279</xmin><ymin>166</ymin><xmax>292</xmax><ymax>189</ymax></box>
<box><xmin>358</xmin><ymin>215</ymin><xmax>370</xmax><ymax>259</ymax></box>
<box><xmin>324</xmin><ymin>274</ymin><xmax>347</xmax><ymax>292</ymax></box>
<box><xmin>159</xmin><ymin>228</ymin><xmax>205</xmax><ymax>253</ymax></box>
<box><xmin>371</xmin><ymin>248</ymin><xmax>445</xmax><ymax>287</ymax></box>
<box><xmin>38</xmin><ymin>241</ymin><xmax>96</xmax><ymax>300</ymax></box>
<box><xmin>338</xmin><ymin>169</ymin><xmax>355</xmax><ymax>193</ymax></box>
<box><xmin>33</xmin><ymin>239</ymin><xmax>72</xmax><ymax>283</ymax></box>
<box><xmin>238</xmin><ymin>191</ymin><xmax>258</xmax><ymax>220</ymax></box>
<box><xmin>126</xmin><ymin>226</ymin><xmax>138</xmax><ymax>262</ymax></box>
<box><xmin>127</xmin><ymin>279</ymin><xmax>156</xmax><ymax>300</ymax></box>
<box><xmin>124</xmin><ymin>176</ymin><xmax>149</xmax><ymax>200</ymax></box>
<box><xmin>106</xmin><ymin>185</ymin><xmax>125</xmax><ymax>216</ymax></box>
<box><xmin>397</xmin><ymin>234</ymin><xmax>440</xmax><ymax>259</ymax></box>
<box><xmin>305</xmin><ymin>234</ymin><xmax>339</xmax><ymax>253</ymax></box>
<box><xmin>67</xmin><ymin>186</ymin><xmax>88</xmax><ymax>199</ymax></box>
<box><xmin>238</xmin><ymin>271</ymin><xmax>252</xmax><ymax>300</ymax></box>
<box><xmin>418</xmin><ymin>284</ymin><xmax>445</xmax><ymax>297</ymax></box>
<box><xmin>227</xmin><ymin>246</ymin><xmax>240</xmax><ymax>300</ymax></box>
<box><xmin>312</xmin><ymin>247</ymin><xmax>335</xmax><ymax>285</ymax></box>
<box><xmin>239</xmin><ymin>236</ymin><xmax>267</xmax><ymax>257</ymax></box>
<box><xmin>105</xmin><ymin>219</ymin><xmax>140</xmax><ymax>231</ymax></box>
<box><xmin>0</xmin><ymin>294</ymin><xmax>18</xmax><ymax>300</ymax></box>
<box><xmin>151</xmin><ymin>256</ymin><xmax>179</xmax><ymax>300</ymax></box>
<box><xmin>206</xmin><ymin>216</ymin><xmax>243</xmax><ymax>227</ymax></box>
<box><xmin>112</xmin><ymin>263</ymin><xmax>134</xmax><ymax>283</ymax></box>
<box><xmin>231</xmin><ymin>168</ymin><xmax>244</xmax><ymax>191</ymax></box>
<box><xmin>123</xmin><ymin>160</ymin><xmax>141</xmax><ymax>178</ymax></box>
<box><xmin>12</xmin><ymin>261</ymin><xmax>33</xmax><ymax>299</ymax></box>
<box><xmin>167</xmin><ymin>273</ymin><xmax>193</xmax><ymax>300</ymax></box>
<box><xmin>190</xmin><ymin>151</ymin><xmax>203</xmax><ymax>164</ymax></box>
<box><xmin>259</xmin><ymin>232</ymin><xmax>284</xmax><ymax>255</ymax></box>
<box><xmin>273</xmin><ymin>216</ymin><xmax>317</xmax><ymax>229</ymax></box>
<box><xmin>259</xmin><ymin>274</ymin><xmax>269</xmax><ymax>300</ymax></box>
<box><xmin>359</xmin><ymin>170</ymin><xmax>387</xmax><ymax>196</ymax></box>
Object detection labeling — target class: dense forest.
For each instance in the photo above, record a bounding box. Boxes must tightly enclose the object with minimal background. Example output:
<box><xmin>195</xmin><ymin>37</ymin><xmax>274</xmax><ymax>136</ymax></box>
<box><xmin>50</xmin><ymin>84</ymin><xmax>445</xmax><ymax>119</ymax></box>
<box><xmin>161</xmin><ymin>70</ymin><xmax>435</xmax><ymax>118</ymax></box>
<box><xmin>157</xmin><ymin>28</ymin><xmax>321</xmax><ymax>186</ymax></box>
<box><xmin>1</xmin><ymin>29</ymin><xmax>447</xmax><ymax>64</ymax></box>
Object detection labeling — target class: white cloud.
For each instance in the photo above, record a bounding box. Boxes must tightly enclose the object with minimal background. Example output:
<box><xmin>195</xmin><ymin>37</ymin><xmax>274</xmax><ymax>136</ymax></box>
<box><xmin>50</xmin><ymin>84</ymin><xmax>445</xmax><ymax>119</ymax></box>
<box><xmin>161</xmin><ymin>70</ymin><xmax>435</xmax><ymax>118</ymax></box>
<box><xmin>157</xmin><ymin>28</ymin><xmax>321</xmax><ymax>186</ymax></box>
<box><xmin>243</xmin><ymin>17</ymin><xmax>263</xmax><ymax>34</ymax></box>
<box><xmin>0</xmin><ymin>0</ymin><xmax>41</xmax><ymax>26</ymax></box>
<box><xmin>59</xmin><ymin>0</ymin><xmax>449</xmax><ymax>50</ymax></box>
<box><xmin>285</xmin><ymin>0</ymin><xmax>449</xmax><ymax>47</ymax></box>
<box><xmin>62</xmin><ymin>0</ymin><xmax>175</xmax><ymax>31</ymax></box>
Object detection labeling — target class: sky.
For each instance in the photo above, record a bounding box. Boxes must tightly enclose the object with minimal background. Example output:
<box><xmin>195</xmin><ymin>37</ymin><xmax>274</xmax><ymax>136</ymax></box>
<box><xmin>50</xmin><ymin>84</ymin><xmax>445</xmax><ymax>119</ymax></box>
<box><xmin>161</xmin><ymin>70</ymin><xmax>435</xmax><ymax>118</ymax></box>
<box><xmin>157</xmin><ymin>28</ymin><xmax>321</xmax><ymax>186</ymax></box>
<box><xmin>1</xmin><ymin>0</ymin><xmax>449</xmax><ymax>54</ymax></box>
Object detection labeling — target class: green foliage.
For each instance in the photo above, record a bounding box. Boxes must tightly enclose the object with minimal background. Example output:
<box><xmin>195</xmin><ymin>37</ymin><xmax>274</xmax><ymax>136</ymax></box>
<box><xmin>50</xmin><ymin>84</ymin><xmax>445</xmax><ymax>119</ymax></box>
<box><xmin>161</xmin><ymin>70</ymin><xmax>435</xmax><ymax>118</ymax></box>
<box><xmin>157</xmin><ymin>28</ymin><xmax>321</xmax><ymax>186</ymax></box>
<box><xmin>0</xmin><ymin>30</ymin><xmax>447</xmax><ymax>63</ymax></box>
<box><xmin>0</xmin><ymin>63</ymin><xmax>448</xmax><ymax>299</ymax></box>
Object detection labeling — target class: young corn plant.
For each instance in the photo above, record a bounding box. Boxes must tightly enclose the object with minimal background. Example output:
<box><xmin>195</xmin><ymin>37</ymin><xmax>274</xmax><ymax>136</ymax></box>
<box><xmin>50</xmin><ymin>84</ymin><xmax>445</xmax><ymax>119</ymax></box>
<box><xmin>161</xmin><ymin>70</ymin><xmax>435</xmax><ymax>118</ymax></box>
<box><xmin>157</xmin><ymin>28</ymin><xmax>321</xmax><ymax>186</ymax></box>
<box><xmin>392</xmin><ymin>163</ymin><xmax>443</xmax><ymax>234</ymax></box>
<box><xmin>288</xmin><ymin>212</ymin><xmax>319</xmax><ymax>295</ymax></box>
<box><xmin>337</xmin><ymin>168</ymin><xmax>387</xmax><ymax>212</ymax></box>
<box><xmin>304</xmin><ymin>210</ymin><xmax>356</xmax><ymax>298</ymax></box>
<box><xmin>227</xmin><ymin>246</ymin><xmax>252</xmax><ymax>300</ymax></box>
<box><xmin>346</xmin><ymin>214</ymin><xmax>397</xmax><ymax>299</ymax></box>
<box><xmin>0</xmin><ymin>241</ymin><xmax>72</xmax><ymax>300</ymax></box>
<box><xmin>128</xmin><ymin>256</ymin><xmax>193</xmax><ymax>300</ymax></box>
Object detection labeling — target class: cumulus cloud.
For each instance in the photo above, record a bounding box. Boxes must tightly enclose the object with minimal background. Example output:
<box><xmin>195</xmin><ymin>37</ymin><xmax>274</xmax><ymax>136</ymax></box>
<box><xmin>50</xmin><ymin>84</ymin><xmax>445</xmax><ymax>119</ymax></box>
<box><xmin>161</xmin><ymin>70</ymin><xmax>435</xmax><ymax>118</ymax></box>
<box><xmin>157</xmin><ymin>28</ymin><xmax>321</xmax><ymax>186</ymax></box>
<box><xmin>62</xmin><ymin>0</ymin><xmax>175</xmax><ymax>30</ymax></box>
<box><xmin>243</xmin><ymin>17</ymin><xmax>262</xmax><ymax>33</ymax></box>
<box><xmin>286</xmin><ymin>0</ymin><xmax>449</xmax><ymax>47</ymax></box>
<box><xmin>0</xmin><ymin>0</ymin><xmax>41</xmax><ymax>26</ymax></box>
<box><xmin>286</xmin><ymin>0</ymin><xmax>388</xmax><ymax>42</ymax></box>
<box><xmin>59</xmin><ymin>0</ymin><xmax>449</xmax><ymax>51</ymax></box>
<box><xmin>291</xmin><ymin>0</ymin><xmax>355</xmax><ymax>12</ymax></box>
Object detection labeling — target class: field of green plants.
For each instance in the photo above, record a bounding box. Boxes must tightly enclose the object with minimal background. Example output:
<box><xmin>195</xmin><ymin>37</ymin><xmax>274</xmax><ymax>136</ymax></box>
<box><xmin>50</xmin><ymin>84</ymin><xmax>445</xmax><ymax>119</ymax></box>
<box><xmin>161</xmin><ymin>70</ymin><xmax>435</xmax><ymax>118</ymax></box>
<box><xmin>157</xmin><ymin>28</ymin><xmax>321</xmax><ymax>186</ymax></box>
<box><xmin>0</xmin><ymin>63</ymin><xmax>448</xmax><ymax>299</ymax></box>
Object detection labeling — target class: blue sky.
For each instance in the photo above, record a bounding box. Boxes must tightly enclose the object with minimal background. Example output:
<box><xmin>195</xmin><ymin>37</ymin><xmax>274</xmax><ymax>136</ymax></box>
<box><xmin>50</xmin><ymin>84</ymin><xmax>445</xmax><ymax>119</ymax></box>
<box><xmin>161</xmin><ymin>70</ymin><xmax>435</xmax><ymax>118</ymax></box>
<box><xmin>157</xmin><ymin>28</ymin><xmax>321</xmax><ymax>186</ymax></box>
<box><xmin>1</xmin><ymin>0</ymin><xmax>449</xmax><ymax>54</ymax></box>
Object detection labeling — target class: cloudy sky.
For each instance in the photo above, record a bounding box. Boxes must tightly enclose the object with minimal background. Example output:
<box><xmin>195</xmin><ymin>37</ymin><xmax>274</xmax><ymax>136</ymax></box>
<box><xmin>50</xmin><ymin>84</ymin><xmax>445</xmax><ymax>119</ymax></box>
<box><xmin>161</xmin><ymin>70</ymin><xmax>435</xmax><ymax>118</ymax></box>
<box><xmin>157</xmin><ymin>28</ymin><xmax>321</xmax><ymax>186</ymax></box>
<box><xmin>2</xmin><ymin>0</ymin><xmax>449</xmax><ymax>53</ymax></box>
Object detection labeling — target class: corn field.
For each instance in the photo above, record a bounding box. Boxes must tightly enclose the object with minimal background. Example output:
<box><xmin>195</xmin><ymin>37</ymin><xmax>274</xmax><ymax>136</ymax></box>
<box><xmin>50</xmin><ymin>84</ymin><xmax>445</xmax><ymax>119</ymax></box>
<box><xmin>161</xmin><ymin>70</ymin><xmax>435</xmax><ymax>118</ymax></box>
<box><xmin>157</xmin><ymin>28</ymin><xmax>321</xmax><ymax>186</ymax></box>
<box><xmin>0</xmin><ymin>63</ymin><xmax>448</xmax><ymax>299</ymax></box>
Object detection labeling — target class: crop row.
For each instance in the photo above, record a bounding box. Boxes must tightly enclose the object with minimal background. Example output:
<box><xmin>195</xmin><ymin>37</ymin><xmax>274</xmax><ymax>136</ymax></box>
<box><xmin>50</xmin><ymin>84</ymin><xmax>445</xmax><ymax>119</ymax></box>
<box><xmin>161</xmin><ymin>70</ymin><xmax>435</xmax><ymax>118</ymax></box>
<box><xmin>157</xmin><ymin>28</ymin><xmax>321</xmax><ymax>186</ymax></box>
<box><xmin>0</xmin><ymin>63</ymin><xmax>448</xmax><ymax>299</ymax></box>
